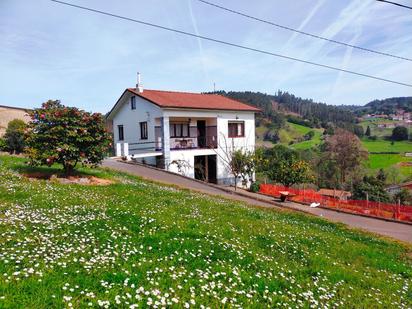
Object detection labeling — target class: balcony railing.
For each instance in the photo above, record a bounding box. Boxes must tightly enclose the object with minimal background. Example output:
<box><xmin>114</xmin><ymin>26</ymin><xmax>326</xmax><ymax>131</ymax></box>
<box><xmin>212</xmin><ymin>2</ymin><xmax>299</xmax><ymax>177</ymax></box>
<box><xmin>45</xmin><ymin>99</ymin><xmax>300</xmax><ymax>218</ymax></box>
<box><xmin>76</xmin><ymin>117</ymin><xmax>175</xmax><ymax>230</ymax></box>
<box><xmin>155</xmin><ymin>125</ymin><xmax>217</xmax><ymax>150</ymax></box>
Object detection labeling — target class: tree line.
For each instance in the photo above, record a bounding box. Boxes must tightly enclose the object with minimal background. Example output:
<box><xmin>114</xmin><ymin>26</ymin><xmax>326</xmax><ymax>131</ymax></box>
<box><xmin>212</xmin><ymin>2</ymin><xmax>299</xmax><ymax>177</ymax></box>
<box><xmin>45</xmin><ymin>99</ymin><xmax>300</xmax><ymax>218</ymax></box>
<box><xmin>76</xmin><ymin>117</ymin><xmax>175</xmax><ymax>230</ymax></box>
<box><xmin>209</xmin><ymin>90</ymin><xmax>357</xmax><ymax>129</ymax></box>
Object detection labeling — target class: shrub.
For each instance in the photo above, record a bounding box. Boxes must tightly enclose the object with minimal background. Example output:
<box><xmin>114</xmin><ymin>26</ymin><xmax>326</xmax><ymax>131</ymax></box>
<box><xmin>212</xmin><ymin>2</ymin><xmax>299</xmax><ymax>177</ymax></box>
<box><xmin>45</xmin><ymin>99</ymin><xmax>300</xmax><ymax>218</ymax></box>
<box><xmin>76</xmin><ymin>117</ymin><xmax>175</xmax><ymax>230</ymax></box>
<box><xmin>25</xmin><ymin>100</ymin><xmax>112</xmax><ymax>175</ymax></box>
<box><xmin>249</xmin><ymin>181</ymin><xmax>261</xmax><ymax>193</ymax></box>
<box><xmin>4</xmin><ymin>119</ymin><xmax>26</xmax><ymax>154</ymax></box>
<box><xmin>392</xmin><ymin>126</ymin><xmax>408</xmax><ymax>141</ymax></box>
<box><xmin>303</xmin><ymin>130</ymin><xmax>315</xmax><ymax>141</ymax></box>
<box><xmin>0</xmin><ymin>137</ymin><xmax>8</xmax><ymax>152</ymax></box>
<box><xmin>263</xmin><ymin>130</ymin><xmax>279</xmax><ymax>143</ymax></box>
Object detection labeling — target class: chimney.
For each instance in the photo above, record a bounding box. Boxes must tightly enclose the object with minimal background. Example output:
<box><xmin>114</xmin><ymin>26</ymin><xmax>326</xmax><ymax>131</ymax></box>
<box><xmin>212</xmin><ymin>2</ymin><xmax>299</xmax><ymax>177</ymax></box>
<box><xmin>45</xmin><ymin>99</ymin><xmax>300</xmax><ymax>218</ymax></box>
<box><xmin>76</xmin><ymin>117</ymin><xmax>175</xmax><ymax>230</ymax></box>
<box><xmin>136</xmin><ymin>72</ymin><xmax>143</xmax><ymax>93</ymax></box>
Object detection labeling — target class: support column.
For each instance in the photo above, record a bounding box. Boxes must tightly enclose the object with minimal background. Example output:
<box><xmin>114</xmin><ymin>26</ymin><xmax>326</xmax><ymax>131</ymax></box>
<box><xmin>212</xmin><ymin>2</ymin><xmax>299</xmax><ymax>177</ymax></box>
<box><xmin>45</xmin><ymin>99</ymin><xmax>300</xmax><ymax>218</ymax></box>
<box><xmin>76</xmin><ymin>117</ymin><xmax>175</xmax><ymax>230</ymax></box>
<box><xmin>161</xmin><ymin>116</ymin><xmax>171</xmax><ymax>169</ymax></box>
<box><xmin>123</xmin><ymin>143</ymin><xmax>129</xmax><ymax>158</ymax></box>
<box><xmin>116</xmin><ymin>143</ymin><xmax>122</xmax><ymax>157</ymax></box>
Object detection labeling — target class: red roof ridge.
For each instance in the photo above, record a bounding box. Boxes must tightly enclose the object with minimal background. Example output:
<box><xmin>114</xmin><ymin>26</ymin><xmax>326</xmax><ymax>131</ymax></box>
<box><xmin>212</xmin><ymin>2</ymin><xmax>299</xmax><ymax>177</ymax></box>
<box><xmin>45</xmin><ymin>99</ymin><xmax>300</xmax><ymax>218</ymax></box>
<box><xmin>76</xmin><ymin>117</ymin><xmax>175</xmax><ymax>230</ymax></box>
<box><xmin>129</xmin><ymin>88</ymin><xmax>230</xmax><ymax>96</ymax></box>
<box><xmin>126</xmin><ymin>88</ymin><xmax>261</xmax><ymax>112</ymax></box>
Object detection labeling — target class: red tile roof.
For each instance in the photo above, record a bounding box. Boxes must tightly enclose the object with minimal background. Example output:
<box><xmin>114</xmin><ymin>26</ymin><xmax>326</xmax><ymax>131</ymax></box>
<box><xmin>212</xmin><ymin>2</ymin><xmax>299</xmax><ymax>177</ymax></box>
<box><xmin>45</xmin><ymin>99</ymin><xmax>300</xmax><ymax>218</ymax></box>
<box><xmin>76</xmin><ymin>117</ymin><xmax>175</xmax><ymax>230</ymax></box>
<box><xmin>127</xmin><ymin>88</ymin><xmax>261</xmax><ymax>112</ymax></box>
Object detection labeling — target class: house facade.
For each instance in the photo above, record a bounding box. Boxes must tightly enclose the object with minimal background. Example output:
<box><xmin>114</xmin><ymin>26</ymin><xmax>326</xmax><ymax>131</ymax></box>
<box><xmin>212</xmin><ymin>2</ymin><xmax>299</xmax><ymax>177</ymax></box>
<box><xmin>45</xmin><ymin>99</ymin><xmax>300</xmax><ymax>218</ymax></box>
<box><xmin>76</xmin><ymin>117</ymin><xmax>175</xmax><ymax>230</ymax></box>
<box><xmin>0</xmin><ymin>105</ymin><xmax>31</xmax><ymax>137</ymax></box>
<box><xmin>106</xmin><ymin>77</ymin><xmax>259</xmax><ymax>186</ymax></box>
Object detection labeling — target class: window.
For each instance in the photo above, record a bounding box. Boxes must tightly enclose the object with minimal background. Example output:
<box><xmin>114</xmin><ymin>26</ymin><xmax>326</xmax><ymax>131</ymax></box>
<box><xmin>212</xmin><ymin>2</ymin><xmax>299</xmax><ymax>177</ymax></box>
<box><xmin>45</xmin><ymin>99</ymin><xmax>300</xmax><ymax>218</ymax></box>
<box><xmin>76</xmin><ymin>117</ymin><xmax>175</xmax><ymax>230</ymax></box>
<box><xmin>170</xmin><ymin>123</ymin><xmax>190</xmax><ymax>138</ymax></box>
<box><xmin>228</xmin><ymin>121</ymin><xmax>244</xmax><ymax>138</ymax></box>
<box><xmin>118</xmin><ymin>125</ymin><xmax>124</xmax><ymax>141</ymax></box>
<box><xmin>131</xmin><ymin>96</ymin><xmax>136</xmax><ymax>110</ymax></box>
<box><xmin>140</xmin><ymin>122</ymin><xmax>148</xmax><ymax>139</ymax></box>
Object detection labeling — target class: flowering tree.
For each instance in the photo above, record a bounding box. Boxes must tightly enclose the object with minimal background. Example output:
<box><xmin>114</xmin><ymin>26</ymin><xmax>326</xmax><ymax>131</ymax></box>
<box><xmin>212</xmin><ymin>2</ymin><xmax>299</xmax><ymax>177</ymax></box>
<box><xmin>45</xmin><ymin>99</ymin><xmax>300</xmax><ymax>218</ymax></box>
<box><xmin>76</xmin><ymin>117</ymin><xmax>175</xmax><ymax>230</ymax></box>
<box><xmin>25</xmin><ymin>100</ymin><xmax>111</xmax><ymax>175</ymax></box>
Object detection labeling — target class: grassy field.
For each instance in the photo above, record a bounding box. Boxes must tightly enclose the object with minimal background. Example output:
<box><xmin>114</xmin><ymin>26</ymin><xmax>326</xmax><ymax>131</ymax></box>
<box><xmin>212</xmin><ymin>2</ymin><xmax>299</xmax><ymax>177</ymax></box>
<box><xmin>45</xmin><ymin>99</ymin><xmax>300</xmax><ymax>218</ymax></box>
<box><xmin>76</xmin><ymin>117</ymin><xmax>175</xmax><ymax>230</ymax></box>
<box><xmin>288</xmin><ymin>123</ymin><xmax>323</xmax><ymax>150</ymax></box>
<box><xmin>256</xmin><ymin>121</ymin><xmax>324</xmax><ymax>150</ymax></box>
<box><xmin>361</xmin><ymin>139</ymin><xmax>412</xmax><ymax>153</ymax></box>
<box><xmin>1</xmin><ymin>155</ymin><xmax>412</xmax><ymax>308</ymax></box>
<box><xmin>368</xmin><ymin>154</ymin><xmax>412</xmax><ymax>181</ymax></box>
<box><xmin>369</xmin><ymin>154</ymin><xmax>411</xmax><ymax>169</ymax></box>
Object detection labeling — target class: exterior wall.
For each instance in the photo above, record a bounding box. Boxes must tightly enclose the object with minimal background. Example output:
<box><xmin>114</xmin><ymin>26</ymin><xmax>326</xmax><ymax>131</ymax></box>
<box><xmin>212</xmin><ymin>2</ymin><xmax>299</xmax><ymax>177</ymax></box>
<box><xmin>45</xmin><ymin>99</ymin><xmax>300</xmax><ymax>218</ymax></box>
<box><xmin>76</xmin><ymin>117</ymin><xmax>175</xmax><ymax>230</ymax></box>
<box><xmin>215</xmin><ymin>112</ymin><xmax>255</xmax><ymax>186</ymax></box>
<box><xmin>168</xmin><ymin>148</ymin><xmax>216</xmax><ymax>178</ymax></box>
<box><xmin>0</xmin><ymin>106</ymin><xmax>31</xmax><ymax>137</ymax></box>
<box><xmin>111</xmin><ymin>93</ymin><xmax>163</xmax><ymax>152</ymax></box>
<box><xmin>164</xmin><ymin>109</ymin><xmax>255</xmax><ymax>187</ymax></box>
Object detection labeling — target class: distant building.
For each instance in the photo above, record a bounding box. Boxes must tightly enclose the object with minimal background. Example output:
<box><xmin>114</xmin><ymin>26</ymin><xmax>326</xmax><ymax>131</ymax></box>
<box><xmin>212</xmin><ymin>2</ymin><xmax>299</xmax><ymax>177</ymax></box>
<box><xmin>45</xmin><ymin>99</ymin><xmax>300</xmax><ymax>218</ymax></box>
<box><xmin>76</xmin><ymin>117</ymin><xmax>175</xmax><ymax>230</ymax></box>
<box><xmin>386</xmin><ymin>182</ymin><xmax>412</xmax><ymax>195</ymax></box>
<box><xmin>377</xmin><ymin>123</ymin><xmax>396</xmax><ymax>129</ymax></box>
<box><xmin>0</xmin><ymin>105</ymin><xmax>31</xmax><ymax>137</ymax></box>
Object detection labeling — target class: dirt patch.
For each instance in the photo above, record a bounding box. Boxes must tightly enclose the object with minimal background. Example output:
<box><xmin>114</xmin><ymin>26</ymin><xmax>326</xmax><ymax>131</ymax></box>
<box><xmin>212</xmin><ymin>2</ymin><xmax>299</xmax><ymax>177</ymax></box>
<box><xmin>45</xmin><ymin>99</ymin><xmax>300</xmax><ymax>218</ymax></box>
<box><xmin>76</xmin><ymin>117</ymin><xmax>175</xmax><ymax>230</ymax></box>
<box><xmin>23</xmin><ymin>172</ymin><xmax>114</xmax><ymax>186</ymax></box>
<box><xmin>398</xmin><ymin>161</ymin><xmax>412</xmax><ymax>167</ymax></box>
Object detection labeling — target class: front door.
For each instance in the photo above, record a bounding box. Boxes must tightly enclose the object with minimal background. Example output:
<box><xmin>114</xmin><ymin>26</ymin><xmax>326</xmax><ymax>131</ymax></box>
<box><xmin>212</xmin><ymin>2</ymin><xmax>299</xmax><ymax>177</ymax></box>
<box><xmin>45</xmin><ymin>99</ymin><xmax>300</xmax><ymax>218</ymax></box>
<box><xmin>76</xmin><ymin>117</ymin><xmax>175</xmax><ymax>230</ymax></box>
<box><xmin>197</xmin><ymin>120</ymin><xmax>206</xmax><ymax>148</ymax></box>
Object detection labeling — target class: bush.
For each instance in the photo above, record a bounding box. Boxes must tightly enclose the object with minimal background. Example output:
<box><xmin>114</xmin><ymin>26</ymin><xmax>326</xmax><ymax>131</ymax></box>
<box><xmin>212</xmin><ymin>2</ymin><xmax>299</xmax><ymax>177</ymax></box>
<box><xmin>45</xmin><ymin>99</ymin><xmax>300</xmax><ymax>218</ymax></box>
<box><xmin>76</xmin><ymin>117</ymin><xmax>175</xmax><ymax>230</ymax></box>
<box><xmin>263</xmin><ymin>130</ymin><xmax>279</xmax><ymax>143</ymax></box>
<box><xmin>4</xmin><ymin>119</ymin><xmax>26</xmax><ymax>154</ymax></box>
<box><xmin>368</xmin><ymin>135</ymin><xmax>377</xmax><ymax>141</ymax></box>
<box><xmin>249</xmin><ymin>181</ymin><xmax>261</xmax><ymax>193</ymax></box>
<box><xmin>392</xmin><ymin>126</ymin><xmax>408</xmax><ymax>141</ymax></box>
<box><xmin>303</xmin><ymin>130</ymin><xmax>315</xmax><ymax>141</ymax></box>
<box><xmin>0</xmin><ymin>137</ymin><xmax>8</xmax><ymax>151</ymax></box>
<box><xmin>25</xmin><ymin>100</ymin><xmax>112</xmax><ymax>175</ymax></box>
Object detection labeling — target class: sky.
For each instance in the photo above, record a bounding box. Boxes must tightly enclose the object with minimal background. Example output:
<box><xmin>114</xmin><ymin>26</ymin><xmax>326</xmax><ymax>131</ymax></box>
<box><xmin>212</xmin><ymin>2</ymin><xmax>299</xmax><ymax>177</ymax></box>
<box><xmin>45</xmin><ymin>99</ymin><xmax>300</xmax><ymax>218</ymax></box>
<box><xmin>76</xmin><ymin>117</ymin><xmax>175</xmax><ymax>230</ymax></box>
<box><xmin>1</xmin><ymin>0</ymin><xmax>412</xmax><ymax>113</ymax></box>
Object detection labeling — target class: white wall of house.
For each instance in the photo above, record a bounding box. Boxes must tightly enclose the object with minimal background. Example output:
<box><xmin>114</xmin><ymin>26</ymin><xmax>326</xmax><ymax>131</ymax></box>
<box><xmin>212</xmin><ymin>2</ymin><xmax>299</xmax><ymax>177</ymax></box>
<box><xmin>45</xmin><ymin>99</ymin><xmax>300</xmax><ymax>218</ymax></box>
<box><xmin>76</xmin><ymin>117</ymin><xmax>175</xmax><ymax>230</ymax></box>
<box><xmin>168</xmin><ymin>148</ymin><xmax>216</xmax><ymax>178</ymax></box>
<box><xmin>215</xmin><ymin>112</ymin><xmax>255</xmax><ymax>186</ymax></box>
<box><xmin>112</xmin><ymin>92</ymin><xmax>162</xmax><ymax>149</ymax></box>
<box><xmin>163</xmin><ymin>109</ymin><xmax>255</xmax><ymax>186</ymax></box>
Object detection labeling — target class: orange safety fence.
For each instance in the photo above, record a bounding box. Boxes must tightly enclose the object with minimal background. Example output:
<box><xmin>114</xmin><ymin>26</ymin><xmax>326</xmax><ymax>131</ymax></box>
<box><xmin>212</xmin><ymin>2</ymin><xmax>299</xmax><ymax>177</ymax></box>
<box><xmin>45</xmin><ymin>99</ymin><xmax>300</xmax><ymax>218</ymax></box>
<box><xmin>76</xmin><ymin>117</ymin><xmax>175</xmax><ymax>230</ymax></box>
<box><xmin>260</xmin><ymin>184</ymin><xmax>412</xmax><ymax>222</ymax></box>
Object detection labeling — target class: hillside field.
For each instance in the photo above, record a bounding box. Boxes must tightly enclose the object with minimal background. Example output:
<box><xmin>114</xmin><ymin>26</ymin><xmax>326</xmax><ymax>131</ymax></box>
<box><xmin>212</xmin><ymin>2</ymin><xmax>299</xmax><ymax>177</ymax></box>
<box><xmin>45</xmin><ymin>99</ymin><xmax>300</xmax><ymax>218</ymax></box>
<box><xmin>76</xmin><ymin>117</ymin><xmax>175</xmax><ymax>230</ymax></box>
<box><xmin>361</xmin><ymin>139</ymin><xmax>412</xmax><ymax>153</ymax></box>
<box><xmin>0</xmin><ymin>155</ymin><xmax>411</xmax><ymax>308</ymax></box>
<box><xmin>256</xmin><ymin>121</ymin><xmax>323</xmax><ymax>150</ymax></box>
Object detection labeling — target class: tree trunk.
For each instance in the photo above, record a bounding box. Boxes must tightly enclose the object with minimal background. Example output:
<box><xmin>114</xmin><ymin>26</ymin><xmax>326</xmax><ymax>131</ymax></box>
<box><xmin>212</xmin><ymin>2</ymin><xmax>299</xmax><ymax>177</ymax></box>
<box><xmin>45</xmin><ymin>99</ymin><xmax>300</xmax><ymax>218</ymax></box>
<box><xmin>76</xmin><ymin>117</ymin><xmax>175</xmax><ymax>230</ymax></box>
<box><xmin>63</xmin><ymin>161</ymin><xmax>77</xmax><ymax>177</ymax></box>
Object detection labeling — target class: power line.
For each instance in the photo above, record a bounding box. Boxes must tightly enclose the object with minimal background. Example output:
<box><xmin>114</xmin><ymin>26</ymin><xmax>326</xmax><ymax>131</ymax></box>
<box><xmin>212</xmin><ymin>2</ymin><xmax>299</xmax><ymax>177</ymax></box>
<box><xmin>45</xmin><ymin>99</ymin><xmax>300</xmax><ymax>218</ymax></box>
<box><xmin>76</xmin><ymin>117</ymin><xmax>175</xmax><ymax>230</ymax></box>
<box><xmin>376</xmin><ymin>0</ymin><xmax>412</xmax><ymax>9</ymax></box>
<box><xmin>196</xmin><ymin>0</ymin><xmax>412</xmax><ymax>62</ymax></box>
<box><xmin>50</xmin><ymin>0</ymin><xmax>412</xmax><ymax>88</ymax></box>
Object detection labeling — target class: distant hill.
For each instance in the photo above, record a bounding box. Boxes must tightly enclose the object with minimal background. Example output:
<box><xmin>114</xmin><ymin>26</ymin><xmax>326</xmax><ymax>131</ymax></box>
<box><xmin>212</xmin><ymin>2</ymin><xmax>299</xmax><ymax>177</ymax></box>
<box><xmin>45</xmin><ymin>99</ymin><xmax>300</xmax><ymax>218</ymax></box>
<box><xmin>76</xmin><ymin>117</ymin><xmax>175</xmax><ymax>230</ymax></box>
<box><xmin>208</xmin><ymin>90</ymin><xmax>356</xmax><ymax>129</ymax></box>
<box><xmin>349</xmin><ymin>97</ymin><xmax>412</xmax><ymax>115</ymax></box>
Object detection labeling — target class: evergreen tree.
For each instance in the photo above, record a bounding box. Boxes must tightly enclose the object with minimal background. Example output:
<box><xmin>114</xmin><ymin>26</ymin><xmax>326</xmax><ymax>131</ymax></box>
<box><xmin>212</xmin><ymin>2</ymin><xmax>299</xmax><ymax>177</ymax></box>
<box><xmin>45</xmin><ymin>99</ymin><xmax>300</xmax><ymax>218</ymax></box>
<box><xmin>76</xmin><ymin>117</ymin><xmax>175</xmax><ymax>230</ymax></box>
<box><xmin>365</xmin><ymin>125</ymin><xmax>371</xmax><ymax>137</ymax></box>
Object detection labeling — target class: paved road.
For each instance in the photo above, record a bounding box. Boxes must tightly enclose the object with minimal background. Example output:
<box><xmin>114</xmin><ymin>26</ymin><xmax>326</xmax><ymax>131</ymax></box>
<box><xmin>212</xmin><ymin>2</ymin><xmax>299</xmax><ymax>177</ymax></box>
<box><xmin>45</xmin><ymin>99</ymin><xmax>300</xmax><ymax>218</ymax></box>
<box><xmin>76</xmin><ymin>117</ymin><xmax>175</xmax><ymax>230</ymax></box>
<box><xmin>103</xmin><ymin>159</ymin><xmax>412</xmax><ymax>244</ymax></box>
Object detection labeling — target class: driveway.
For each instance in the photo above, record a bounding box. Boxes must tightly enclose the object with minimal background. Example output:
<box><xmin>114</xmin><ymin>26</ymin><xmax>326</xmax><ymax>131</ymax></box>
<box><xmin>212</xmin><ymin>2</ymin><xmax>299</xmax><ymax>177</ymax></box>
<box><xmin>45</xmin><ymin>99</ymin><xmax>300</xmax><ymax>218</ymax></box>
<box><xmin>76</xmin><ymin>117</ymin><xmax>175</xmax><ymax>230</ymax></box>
<box><xmin>103</xmin><ymin>159</ymin><xmax>412</xmax><ymax>244</ymax></box>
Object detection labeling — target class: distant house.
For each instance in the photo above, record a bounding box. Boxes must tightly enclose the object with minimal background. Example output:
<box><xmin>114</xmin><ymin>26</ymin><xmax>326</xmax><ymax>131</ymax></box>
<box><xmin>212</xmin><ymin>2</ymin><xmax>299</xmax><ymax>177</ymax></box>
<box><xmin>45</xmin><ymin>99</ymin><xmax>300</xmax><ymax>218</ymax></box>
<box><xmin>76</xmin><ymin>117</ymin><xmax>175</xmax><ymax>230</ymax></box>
<box><xmin>106</xmin><ymin>74</ymin><xmax>260</xmax><ymax>186</ymax></box>
<box><xmin>0</xmin><ymin>105</ymin><xmax>31</xmax><ymax>137</ymax></box>
<box><xmin>386</xmin><ymin>182</ymin><xmax>412</xmax><ymax>195</ymax></box>
<box><xmin>318</xmin><ymin>189</ymin><xmax>352</xmax><ymax>201</ymax></box>
<box><xmin>377</xmin><ymin>123</ymin><xmax>395</xmax><ymax>129</ymax></box>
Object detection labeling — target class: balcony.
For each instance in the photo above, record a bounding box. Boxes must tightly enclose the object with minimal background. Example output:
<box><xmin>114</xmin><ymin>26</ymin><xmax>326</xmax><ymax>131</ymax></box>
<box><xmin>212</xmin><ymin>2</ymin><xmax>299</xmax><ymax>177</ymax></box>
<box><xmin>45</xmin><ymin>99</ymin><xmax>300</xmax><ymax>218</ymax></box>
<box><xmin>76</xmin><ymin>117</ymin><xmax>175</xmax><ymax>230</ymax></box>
<box><xmin>115</xmin><ymin>117</ymin><xmax>218</xmax><ymax>158</ymax></box>
<box><xmin>155</xmin><ymin>124</ymin><xmax>217</xmax><ymax>150</ymax></box>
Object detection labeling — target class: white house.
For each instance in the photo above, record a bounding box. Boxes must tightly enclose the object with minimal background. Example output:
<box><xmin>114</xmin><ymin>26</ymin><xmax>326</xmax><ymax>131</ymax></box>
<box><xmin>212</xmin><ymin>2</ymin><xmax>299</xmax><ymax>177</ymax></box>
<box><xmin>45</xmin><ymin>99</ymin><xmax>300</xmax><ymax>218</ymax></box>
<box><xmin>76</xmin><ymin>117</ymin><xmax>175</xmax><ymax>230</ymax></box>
<box><xmin>106</xmin><ymin>75</ymin><xmax>260</xmax><ymax>186</ymax></box>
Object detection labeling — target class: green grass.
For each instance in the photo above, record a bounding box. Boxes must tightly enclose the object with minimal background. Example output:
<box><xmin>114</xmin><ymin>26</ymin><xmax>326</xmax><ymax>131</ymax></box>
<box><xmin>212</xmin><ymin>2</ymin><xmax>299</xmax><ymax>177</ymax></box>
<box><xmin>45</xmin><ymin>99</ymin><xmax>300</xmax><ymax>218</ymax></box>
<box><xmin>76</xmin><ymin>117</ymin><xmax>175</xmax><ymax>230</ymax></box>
<box><xmin>287</xmin><ymin>122</ymin><xmax>313</xmax><ymax>135</ymax></box>
<box><xmin>368</xmin><ymin>154</ymin><xmax>412</xmax><ymax>181</ymax></box>
<box><xmin>0</xmin><ymin>155</ymin><xmax>411</xmax><ymax>308</ymax></box>
<box><xmin>369</xmin><ymin>154</ymin><xmax>411</xmax><ymax>169</ymax></box>
<box><xmin>361</xmin><ymin>139</ymin><xmax>412</xmax><ymax>153</ymax></box>
<box><xmin>256</xmin><ymin>121</ymin><xmax>324</xmax><ymax>149</ymax></box>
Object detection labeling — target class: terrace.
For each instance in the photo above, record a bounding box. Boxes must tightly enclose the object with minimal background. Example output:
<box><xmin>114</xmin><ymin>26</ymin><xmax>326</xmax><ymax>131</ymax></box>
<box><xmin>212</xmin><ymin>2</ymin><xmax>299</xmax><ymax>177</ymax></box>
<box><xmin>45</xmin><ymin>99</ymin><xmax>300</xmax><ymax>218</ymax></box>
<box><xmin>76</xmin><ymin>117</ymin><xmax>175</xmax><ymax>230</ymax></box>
<box><xmin>117</xmin><ymin>117</ymin><xmax>218</xmax><ymax>158</ymax></box>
